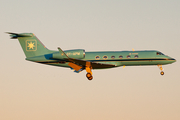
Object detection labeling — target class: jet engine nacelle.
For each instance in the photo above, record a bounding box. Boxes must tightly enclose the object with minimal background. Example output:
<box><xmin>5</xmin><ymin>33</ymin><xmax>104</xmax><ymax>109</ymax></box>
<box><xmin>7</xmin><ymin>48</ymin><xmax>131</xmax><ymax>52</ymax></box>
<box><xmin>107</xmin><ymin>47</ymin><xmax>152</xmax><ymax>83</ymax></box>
<box><xmin>53</xmin><ymin>49</ymin><xmax>85</xmax><ymax>59</ymax></box>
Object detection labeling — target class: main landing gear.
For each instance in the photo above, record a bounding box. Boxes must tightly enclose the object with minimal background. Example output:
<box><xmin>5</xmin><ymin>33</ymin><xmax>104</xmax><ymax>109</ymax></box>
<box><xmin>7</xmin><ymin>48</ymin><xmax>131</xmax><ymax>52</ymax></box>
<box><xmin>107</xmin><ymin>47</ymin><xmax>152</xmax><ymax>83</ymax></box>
<box><xmin>158</xmin><ymin>65</ymin><xmax>164</xmax><ymax>76</ymax></box>
<box><xmin>86</xmin><ymin>65</ymin><xmax>93</xmax><ymax>80</ymax></box>
<box><xmin>86</xmin><ymin>73</ymin><xmax>93</xmax><ymax>80</ymax></box>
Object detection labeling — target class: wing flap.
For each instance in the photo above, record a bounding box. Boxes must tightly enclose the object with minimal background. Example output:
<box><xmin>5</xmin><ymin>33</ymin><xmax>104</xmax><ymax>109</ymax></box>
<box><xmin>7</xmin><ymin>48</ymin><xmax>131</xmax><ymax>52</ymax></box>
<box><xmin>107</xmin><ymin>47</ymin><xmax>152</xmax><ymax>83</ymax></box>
<box><xmin>68</xmin><ymin>58</ymin><xmax>115</xmax><ymax>69</ymax></box>
<box><xmin>68</xmin><ymin>62</ymin><xmax>82</xmax><ymax>71</ymax></box>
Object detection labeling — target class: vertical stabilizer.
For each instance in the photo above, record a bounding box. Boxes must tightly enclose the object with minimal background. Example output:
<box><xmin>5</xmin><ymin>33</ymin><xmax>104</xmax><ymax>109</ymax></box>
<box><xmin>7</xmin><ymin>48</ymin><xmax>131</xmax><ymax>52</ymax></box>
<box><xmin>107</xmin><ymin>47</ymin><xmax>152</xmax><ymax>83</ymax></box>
<box><xmin>7</xmin><ymin>32</ymin><xmax>50</xmax><ymax>58</ymax></box>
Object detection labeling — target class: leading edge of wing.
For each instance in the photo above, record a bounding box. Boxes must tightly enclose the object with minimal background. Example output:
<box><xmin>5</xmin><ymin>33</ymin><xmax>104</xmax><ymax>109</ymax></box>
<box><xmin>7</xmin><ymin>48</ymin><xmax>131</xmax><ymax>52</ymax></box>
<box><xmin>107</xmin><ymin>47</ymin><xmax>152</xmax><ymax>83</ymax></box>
<box><xmin>68</xmin><ymin>58</ymin><xmax>116</xmax><ymax>69</ymax></box>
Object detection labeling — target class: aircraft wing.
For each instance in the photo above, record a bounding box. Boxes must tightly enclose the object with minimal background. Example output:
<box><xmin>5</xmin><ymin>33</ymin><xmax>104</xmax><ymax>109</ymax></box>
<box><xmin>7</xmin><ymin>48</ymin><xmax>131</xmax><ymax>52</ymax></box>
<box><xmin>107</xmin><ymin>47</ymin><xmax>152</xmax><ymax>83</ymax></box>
<box><xmin>57</xmin><ymin>47</ymin><xmax>115</xmax><ymax>71</ymax></box>
<box><xmin>68</xmin><ymin>58</ymin><xmax>116</xmax><ymax>69</ymax></box>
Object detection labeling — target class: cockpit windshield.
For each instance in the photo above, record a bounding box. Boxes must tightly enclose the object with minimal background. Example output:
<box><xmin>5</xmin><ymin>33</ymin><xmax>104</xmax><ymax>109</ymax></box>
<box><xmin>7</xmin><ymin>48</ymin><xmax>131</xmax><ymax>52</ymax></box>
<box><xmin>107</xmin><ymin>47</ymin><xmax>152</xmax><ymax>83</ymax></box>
<box><xmin>156</xmin><ymin>52</ymin><xmax>164</xmax><ymax>55</ymax></box>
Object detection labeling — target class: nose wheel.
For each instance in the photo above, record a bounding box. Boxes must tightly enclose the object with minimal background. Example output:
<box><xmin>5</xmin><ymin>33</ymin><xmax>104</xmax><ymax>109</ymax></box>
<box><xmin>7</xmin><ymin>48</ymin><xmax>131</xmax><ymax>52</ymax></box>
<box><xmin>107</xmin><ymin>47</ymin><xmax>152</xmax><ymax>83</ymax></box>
<box><xmin>160</xmin><ymin>71</ymin><xmax>164</xmax><ymax>75</ymax></box>
<box><xmin>158</xmin><ymin>65</ymin><xmax>164</xmax><ymax>76</ymax></box>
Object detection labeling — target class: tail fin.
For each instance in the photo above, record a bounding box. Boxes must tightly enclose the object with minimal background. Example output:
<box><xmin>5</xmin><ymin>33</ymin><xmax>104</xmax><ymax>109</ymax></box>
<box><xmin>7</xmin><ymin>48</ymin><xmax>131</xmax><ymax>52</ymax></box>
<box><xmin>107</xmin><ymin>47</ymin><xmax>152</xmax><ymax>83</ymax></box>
<box><xmin>7</xmin><ymin>32</ymin><xmax>50</xmax><ymax>58</ymax></box>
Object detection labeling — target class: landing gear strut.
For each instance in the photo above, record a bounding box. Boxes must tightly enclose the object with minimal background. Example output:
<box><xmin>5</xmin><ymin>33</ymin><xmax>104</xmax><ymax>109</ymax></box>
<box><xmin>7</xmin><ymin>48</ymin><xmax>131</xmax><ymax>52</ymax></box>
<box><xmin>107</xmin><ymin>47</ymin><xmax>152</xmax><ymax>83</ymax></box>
<box><xmin>158</xmin><ymin>65</ymin><xmax>164</xmax><ymax>76</ymax></box>
<box><xmin>86</xmin><ymin>63</ymin><xmax>93</xmax><ymax>80</ymax></box>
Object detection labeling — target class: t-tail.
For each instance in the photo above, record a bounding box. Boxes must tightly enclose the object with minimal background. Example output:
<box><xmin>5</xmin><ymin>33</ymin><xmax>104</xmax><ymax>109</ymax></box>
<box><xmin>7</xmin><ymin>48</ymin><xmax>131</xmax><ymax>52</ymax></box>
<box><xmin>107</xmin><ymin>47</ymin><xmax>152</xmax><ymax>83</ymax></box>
<box><xmin>7</xmin><ymin>32</ymin><xmax>51</xmax><ymax>58</ymax></box>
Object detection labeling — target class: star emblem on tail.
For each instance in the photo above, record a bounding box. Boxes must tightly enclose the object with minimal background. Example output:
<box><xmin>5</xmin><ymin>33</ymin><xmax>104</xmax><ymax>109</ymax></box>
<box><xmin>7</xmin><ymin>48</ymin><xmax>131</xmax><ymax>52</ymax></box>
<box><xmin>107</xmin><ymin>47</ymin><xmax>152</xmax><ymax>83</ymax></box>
<box><xmin>26</xmin><ymin>40</ymin><xmax>37</xmax><ymax>51</ymax></box>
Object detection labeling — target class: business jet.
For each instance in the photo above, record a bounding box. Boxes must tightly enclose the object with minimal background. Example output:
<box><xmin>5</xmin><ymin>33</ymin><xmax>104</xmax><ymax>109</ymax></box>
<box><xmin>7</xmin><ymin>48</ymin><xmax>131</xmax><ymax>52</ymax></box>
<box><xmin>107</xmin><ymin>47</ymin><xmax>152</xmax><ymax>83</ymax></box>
<box><xmin>7</xmin><ymin>32</ymin><xmax>176</xmax><ymax>80</ymax></box>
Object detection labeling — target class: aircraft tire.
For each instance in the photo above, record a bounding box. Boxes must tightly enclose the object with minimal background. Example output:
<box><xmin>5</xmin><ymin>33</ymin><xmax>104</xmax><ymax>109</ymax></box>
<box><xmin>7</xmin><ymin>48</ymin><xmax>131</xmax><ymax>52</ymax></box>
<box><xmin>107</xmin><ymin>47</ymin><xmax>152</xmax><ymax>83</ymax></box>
<box><xmin>160</xmin><ymin>71</ymin><xmax>164</xmax><ymax>75</ymax></box>
<box><xmin>86</xmin><ymin>73</ymin><xmax>93</xmax><ymax>80</ymax></box>
<box><xmin>88</xmin><ymin>76</ymin><xmax>93</xmax><ymax>80</ymax></box>
<box><xmin>86</xmin><ymin>73</ymin><xmax>91</xmax><ymax>78</ymax></box>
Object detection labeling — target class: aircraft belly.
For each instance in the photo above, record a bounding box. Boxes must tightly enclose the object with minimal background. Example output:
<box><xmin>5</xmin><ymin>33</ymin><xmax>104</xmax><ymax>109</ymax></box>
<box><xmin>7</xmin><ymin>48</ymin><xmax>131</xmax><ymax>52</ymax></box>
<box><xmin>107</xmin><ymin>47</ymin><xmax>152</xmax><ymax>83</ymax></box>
<box><xmin>122</xmin><ymin>61</ymin><xmax>147</xmax><ymax>66</ymax></box>
<box><xmin>121</xmin><ymin>60</ymin><xmax>173</xmax><ymax>66</ymax></box>
<box><xmin>92</xmin><ymin>61</ymin><xmax>118</xmax><ymax>69</ymax></box>
<box><xmin>39</xmin><ymin>62</ymin><xmax>70</xmax><ymax>68</ymax></box>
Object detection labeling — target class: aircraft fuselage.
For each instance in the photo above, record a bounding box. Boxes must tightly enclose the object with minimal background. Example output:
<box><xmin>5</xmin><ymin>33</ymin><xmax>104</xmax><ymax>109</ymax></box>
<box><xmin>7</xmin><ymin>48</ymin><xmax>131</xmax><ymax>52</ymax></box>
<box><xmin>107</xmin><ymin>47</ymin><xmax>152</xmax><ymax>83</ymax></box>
<box><xmin>26</xmin><ymin>50</ymin><xmax>176</xmax><ymax>69</ymax></box>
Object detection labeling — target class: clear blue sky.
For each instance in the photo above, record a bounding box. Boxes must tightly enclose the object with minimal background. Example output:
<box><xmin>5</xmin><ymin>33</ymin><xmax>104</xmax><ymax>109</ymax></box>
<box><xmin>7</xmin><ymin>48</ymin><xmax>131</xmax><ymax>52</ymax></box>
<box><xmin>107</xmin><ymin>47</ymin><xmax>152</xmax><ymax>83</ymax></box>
<box><xmin>0</xmin><ymin>0</ymin><xmax>179</xmax><ymax>120</ymax></box>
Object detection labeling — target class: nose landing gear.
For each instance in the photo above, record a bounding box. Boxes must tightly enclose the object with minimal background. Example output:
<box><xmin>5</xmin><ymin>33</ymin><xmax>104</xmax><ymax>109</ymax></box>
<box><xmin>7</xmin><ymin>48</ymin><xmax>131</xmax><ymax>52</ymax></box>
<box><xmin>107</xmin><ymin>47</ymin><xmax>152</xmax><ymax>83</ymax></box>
<box><xmin>160</xmin><ymin>71</ymin><xmax>164</xmax><ymax>75</ymax></box>
<box><xmin>158</xmin><ymin>65</ymin><xmax>164</xmax><ymax>76</ymax></box>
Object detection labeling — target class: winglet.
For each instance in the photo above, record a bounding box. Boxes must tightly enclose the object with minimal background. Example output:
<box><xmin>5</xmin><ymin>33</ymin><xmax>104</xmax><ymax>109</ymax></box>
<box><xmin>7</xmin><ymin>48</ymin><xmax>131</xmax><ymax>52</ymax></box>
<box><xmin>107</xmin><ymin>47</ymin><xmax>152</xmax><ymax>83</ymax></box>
<box><xmin>57</xmin><ymin>47</ymin><xmax>83</xmax><ymax>71</ymax></box>
<box><xmin>57</xmin><ymin>47</ymin><xmax>69</xmax><ymax>59</ymax></box>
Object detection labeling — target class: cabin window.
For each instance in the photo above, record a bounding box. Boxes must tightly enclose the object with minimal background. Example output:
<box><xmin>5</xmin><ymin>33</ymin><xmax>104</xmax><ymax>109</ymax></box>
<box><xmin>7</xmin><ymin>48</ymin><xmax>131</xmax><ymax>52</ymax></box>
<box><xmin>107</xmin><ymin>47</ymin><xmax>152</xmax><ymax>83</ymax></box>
<box><xmin>134</xmin><ymin>55</ymin><xmax>138</xmax><ymax>58</ymax></box>
<box><xmin>156</xmin><ymin>52</ymin><xmax>164</xmax><ymax>55</ymax></box>
<box><xmin>95</xmin><ymin>56</ymin><xmax>100</xmax><ymax>59</ymax></box>
<box><xmin>103</xmin><ymin>55</ymin><xmax>108</xmax><ymax>59</ymax></box>
<box><xmin>111</xmin><ymin>56</ymin><xmax>115</xmax><ymax>59</ymax></box>
<box><xmin>119</xmin><ymin>55</ymin><xmax>123</xmax><ymax>59</ymax></box>
<box><xmin>127</xmin><ymin>55</ymin><xmax>131</xmax><ymax>58</ymax></box>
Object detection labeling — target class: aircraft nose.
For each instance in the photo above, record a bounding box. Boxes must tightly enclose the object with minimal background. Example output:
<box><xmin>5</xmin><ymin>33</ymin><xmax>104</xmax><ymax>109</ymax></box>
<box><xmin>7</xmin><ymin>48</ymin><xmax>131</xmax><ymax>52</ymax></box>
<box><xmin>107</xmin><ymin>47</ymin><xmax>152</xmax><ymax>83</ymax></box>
<box><xmin>170</xmin><ymin>58</ymin><xmax>176</xmax><ymax>63</ymax></box>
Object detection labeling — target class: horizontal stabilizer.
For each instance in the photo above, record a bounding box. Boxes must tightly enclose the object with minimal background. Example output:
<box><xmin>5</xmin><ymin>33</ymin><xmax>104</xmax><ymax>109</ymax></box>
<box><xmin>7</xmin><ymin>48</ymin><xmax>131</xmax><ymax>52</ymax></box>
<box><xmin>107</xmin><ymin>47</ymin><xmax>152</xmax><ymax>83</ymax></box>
<box><xmin>6</xmin><ymin>32</ymin><xmax>32</xmax><ymax>39</ymax></box>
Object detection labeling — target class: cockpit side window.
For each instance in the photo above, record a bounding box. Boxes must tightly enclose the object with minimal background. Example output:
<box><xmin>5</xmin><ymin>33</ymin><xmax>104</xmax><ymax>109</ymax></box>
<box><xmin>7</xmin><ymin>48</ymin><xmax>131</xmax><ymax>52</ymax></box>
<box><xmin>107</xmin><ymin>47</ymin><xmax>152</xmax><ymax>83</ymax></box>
<box><xmin>156</xmin><ymin>52</ymin><xmax>164</xmax><ymax>55</ymax></box>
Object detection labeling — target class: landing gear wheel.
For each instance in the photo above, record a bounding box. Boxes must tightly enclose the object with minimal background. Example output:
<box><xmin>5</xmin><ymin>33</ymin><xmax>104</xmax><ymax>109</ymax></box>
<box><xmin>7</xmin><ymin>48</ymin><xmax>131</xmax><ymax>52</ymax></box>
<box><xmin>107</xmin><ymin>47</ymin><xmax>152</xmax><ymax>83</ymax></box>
<box><xmin>88</xmin><ymin>76</ymin><xmax>93</xmax><ymax>80</ymax></box>
<box><xmin>86</xmin><ymin>73</ymin><xmax>91</xmax><ymax>78</ymax></box>
<box><xmin>86</xmin><ymin>73</ymin><xmax>93</xmax><ymax>80</ymax></box>
<box><xmin>160</xmin><ymin>71</ymin><xmax>164</xmax><ymax>75</ymax></box>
